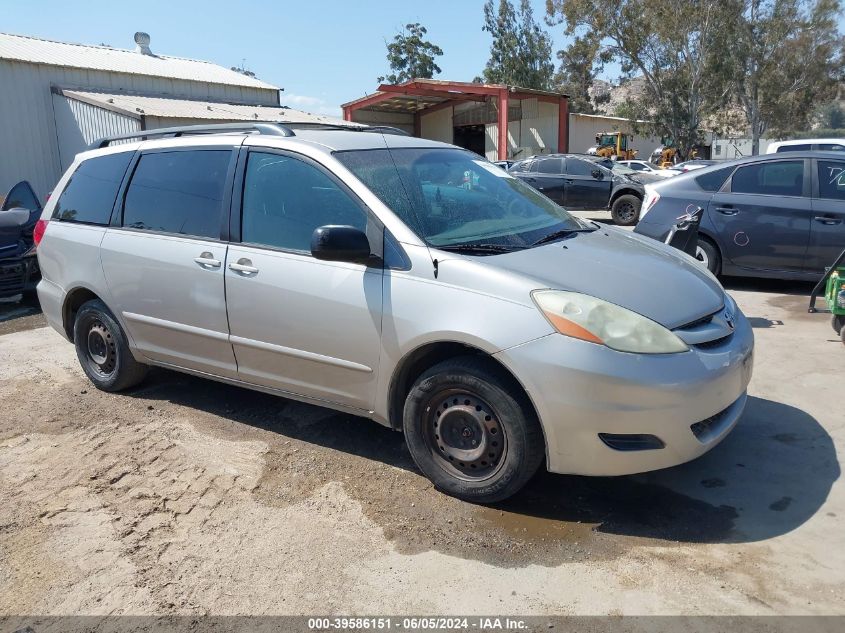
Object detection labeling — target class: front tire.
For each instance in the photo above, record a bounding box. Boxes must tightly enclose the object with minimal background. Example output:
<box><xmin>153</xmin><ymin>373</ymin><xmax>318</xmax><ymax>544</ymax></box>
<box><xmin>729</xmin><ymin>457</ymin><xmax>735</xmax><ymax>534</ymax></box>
<box><xmin>73</xmin><ymin>299</ymin><xmax>148</xmax><ymax>392</ymax></box>
<box><xmin>610</xmin><ymin>194</ymin><xmax>641</xmax><ymax>226</ymax></box>
<box><xmin>695</xmin><ymin>237</ymin><xmax>721</xmax><ymax>275</ymax></box>
<box><xmin>831</xmin><ymin>314</ymin><xmax>844</xmax><ymax>336</ymax></box>
<box><xmin>403</xmin><ymin>357</ymin><xmax>545</xmax><ymax>503</ymax></box>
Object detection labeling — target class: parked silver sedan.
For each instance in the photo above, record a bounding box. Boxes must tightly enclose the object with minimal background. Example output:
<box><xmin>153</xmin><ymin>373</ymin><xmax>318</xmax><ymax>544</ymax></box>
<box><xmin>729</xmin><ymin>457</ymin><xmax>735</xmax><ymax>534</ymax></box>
<box><xmin>34</xmin><ymin>123</ymin><xmax>754</xmax><ymax>503</ymax></box>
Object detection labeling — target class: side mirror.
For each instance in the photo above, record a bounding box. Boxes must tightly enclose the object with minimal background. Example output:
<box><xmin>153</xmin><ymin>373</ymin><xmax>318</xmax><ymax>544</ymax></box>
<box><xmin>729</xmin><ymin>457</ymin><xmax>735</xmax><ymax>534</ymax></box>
<box><xmin>591</xmin><ymin>169</ymin><xmax>604</xmax><ymax>180</ymax></box>
<box><xmin>311</xmin><ymin>225</ymin><xmax>371</xmax><ymax>264</ymax></box>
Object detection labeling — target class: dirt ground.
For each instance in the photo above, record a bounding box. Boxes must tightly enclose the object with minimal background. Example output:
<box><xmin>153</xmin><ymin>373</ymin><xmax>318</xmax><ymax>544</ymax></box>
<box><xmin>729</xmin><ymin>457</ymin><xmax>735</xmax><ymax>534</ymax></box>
<box><xmin>0</xmin><ymin>278</ymin><xmax>843</xmax><ymax>616</ymax></box>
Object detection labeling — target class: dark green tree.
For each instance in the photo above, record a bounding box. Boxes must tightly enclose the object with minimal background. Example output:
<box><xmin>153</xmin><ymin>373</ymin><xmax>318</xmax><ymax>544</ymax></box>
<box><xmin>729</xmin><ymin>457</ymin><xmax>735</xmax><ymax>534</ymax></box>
<box><xmin>551</xmin><ymin>33</ymin><xmax>611</xmax><ymax>114</ymax></box>
<box><xmin>378</xmin><ymin>23</ymin><xmax>444</xmax><ymax>84</ymax></box>
<box><xmin>817</xmin><ymin>101</ymin><xmax>845</xmax><ymax>129</ymax></box>
<box><xmin>725</xmin><ymin>0</ymin><xmax>844</xmax><ymax>154</ymax></box>
<box><xmin>481</xmin><ymin>0</ymin><xmax>555</xmax><ymax>89</ymax></box>
<box><xmin>546</xmin><ymin>0</ymin><xmax>734</xmax><ymax>159</ymax></box>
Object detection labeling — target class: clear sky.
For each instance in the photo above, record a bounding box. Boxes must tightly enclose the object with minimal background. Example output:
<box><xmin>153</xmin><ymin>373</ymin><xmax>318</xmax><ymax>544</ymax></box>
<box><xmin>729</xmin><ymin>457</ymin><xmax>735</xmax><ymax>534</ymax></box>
<box><xmin>1</xmin><ymin>0</ymin><xmax>577</xmax><ymax>116</ymax></box>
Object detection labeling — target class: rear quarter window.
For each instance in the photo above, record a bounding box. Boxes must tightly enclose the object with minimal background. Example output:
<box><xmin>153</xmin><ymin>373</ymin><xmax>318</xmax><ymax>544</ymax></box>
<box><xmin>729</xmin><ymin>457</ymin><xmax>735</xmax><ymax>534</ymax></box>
<box><xmin>53</xmin><ymin>152</ymin><xmax>133</xmax><ymax>224</ymax></box>
<box><xmin>694</xmin><ymin>166</ymin><xmax>735</xmax><ymax>192</ymax></box>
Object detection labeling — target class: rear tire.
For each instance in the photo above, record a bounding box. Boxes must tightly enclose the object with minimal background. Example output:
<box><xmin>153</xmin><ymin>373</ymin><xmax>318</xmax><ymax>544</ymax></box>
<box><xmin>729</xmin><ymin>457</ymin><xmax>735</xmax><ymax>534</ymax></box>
<box><xmin>610</xmin><ymin>194</ymin><xmax>641</xmax><ymax>226</ymax></box>
<box><xmin>402</xmin><ymin>356</ymin><xmax>545</xmax><ymax>503</ymax></box>
<box><xmin>695</xmin><ymin>237</ymin><xmax>721</xmax><ymax>275</ymax></box>
<box><xmin>73</xmin><ymin>299</ymin><xmax>148</xmax><ymax>392</ymax></box>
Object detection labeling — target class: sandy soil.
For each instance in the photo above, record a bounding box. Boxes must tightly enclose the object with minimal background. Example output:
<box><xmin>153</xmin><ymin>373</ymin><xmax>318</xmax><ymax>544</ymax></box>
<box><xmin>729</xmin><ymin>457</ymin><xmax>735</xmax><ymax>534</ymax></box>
<box><xmin>0</xmin><ymin>281</ymin><xmax>843</xmax><ymax>616</ymax></box>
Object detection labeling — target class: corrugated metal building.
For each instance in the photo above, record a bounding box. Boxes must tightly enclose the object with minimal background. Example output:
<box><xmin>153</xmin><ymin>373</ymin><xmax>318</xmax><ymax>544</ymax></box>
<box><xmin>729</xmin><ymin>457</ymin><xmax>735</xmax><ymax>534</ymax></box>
<box><xmin>0</xmin><ymin>31</ymin><xmax>348</xmax><ymax>199</ymax></box>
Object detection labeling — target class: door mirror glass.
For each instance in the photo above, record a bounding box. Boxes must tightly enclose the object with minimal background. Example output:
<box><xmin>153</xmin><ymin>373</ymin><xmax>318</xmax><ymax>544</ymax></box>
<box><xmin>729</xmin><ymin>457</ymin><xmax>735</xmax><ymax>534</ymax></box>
<box><xmin>311</xmin><ymin>225</ymin><xmax>371</xmax><ymax>263</ymax></box>
<box><xmin>591</xmin><ymin>169</ymin><xmax>604</xmax><ymax>180</ymax></box>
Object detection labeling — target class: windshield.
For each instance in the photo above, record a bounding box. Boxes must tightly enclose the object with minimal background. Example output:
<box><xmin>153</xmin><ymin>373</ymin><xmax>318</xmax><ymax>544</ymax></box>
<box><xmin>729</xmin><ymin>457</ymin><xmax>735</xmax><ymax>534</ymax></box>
<box><xmin>335</xmin><ymin>147</ymin><xmax>588</xmax><ymax>249</ymax></box>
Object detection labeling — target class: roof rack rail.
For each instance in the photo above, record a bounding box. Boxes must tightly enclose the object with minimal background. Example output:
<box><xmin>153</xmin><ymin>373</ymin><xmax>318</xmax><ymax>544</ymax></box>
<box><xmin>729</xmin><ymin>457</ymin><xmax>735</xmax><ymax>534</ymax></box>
<box><xmin>281</xmin><ymin>122</ymin><xmax>410</xmax><ymax>136</ymax></box>
<box><xmin>88</xmin><ymin>122</ymin><xmax>295</xmax><ymax>150</ymax></box>
<box><xmin>360</xmin><ymin>125</ymin><xmax>411</xmax><ymax>137</ymax></box>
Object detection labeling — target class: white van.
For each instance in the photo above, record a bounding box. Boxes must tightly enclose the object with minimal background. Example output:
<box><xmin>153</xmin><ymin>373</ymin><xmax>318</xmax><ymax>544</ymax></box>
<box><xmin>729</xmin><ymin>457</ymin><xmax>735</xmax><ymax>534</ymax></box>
<box><xmin>766</xmin><ymin>138</ymin><xmax>845</xmax><ymax>153</ymax></box>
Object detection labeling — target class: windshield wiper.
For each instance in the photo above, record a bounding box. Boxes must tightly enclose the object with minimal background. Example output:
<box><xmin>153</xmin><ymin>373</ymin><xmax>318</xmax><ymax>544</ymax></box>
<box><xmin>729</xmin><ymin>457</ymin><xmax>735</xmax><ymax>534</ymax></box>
<box><xmin>531</xmin><ymin>227</ymin><xmax>596</xmax><ymax>247</ymax></box>
<box><xmin>435</xmin><ymin>243</ymin><xmax>526</xmax><ymax>255</ymax></box>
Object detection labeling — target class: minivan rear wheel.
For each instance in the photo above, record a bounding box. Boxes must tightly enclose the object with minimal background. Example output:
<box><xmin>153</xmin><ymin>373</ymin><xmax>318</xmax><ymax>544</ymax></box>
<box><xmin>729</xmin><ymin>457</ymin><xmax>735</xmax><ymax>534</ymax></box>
<box><xmin>403</xmin><ymin>357</ymin><xmax>544</xmax><ymax>503</ymax></box>
<box><xmin>73</xmin><ymin>299</ymin><xmax>148</xmax><ymax>392</ymax></box>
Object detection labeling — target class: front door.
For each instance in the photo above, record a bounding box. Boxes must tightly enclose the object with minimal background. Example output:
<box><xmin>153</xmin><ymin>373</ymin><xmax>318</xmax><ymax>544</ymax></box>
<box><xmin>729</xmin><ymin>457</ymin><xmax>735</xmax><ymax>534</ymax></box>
<box><xmin>224</xmin><ymin>149</ymin><xmax>384</xmax><ymax>411</ymax></box>
<box><xmin>563</xmin><ymin>157</ymin><xmax>611</xmax><ymax>209</ymax></box>
<box><xmin>806</xmin><ymin>158</ymin><xmax>845</xmax><ymax>275</ymax></box>
<box><xmin>100</xmin><ymin>147</ymin><xmax>238</xmax><ymax>377</ymax></box>
<box><xmin>709</xmin><ymin>159</ymin><xmax>812</xmax><ymax>273</ymax></box>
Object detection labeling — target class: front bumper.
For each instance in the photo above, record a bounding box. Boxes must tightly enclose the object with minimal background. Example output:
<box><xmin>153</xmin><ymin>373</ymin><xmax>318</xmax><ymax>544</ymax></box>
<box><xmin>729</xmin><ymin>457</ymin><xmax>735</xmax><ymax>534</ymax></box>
<box><xmin>494</xmin><ymin>312</ymin><xmax>754</xmax><ymax>476</ymax></box>
<box><xmin>0</xmin><ymin>254</ymin><xmax>40</xmax><ymax>299</ymax></box>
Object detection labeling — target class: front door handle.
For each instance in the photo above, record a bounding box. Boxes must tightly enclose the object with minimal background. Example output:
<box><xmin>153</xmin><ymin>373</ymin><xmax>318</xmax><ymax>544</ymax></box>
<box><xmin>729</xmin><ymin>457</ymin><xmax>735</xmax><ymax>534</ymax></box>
<box><xmin>813</xmin><ymin>216</ymin><xmax>842</xmax><ymax>225</ymax></box>
<box><xmin>194</xmin><ymin>252</ymin><xmax>221</xmax><ymax>268</ymax></box>
<box><xmin>715</xmin><ymin>206</ymin><xmax>738</xmax><ymax>216</ymax></box>
<box><xmin>228</xmin><ymin>258</ymin><xmax>259</xmax><ymax>274</ymax></box>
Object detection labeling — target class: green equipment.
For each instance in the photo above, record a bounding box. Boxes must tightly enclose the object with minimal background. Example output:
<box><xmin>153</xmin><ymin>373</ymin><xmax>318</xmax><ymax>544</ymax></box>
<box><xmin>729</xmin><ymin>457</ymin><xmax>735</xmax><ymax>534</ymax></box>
<box><xmin>808</xmin><ymin>246</ymin><xmax>845</xmax><ymax>346</ymax></box>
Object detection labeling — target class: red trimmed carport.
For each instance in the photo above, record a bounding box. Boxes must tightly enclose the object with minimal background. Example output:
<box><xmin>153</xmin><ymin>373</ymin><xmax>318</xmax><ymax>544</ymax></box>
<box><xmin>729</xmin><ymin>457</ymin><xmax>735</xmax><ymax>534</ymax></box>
<box><xmin>342</xmin><ymin>79</ymin><xmax>569</xmax><ymax>160</ymax></box>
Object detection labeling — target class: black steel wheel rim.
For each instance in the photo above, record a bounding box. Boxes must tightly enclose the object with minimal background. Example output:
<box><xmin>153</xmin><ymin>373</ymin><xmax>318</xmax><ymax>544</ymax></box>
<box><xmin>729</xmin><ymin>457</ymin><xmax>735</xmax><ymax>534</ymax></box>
<box><xmin>86</xmin><ymin>319</ymin><xmax>117</xmax><ymax>377</ymax></box>
<box><xmin>423</xmin><ymin>389</ymin><xmax>508</xmax><ymax>481</ymax></box>
<box><xmin>616</xmin><ymin>201</ymin><xmax>637</xmax><ymax>223</ymax></box>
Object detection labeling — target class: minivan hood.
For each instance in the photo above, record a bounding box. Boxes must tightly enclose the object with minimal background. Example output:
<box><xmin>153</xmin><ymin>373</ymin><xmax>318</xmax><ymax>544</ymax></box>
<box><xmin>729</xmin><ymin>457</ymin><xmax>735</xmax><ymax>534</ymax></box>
<box><xmin>480</xmin><ymin>228</ymin><xmax>724</xmax><ymax>329</ymax></box>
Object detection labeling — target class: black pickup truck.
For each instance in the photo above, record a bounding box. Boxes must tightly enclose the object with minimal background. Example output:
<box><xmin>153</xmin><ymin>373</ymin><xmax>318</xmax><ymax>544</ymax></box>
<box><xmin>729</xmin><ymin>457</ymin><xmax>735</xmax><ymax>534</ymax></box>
<box><xmin>0</xmin><ymin>181</ymin><xmax>42</xmax><ymax>299</ymax></box>
<box><xmin>509</xmin><ymin>154</ymin><xmax>645</xmax><ymax>226</ymax></box>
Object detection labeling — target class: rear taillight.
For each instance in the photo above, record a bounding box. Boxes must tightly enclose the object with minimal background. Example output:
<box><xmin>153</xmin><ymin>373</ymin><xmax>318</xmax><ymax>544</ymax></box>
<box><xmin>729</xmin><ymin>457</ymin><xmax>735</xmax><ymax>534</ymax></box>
<box><xmin>33</xmin><ymin>219</ymin><xmax>48</xmax><ymax>246</ymax></box>
<box><xmin>641</xmin><ymin>188</ymin><xmax>660</xmax><ymax>219</ymax></box>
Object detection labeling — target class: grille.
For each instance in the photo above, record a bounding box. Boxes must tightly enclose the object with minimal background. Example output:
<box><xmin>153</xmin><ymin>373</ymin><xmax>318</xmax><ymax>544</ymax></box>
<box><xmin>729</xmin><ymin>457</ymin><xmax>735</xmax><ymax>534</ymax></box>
<box><xmin>694</xmin><ymin>333</ymin><xmax>733</xmax><ymax>350</ymax></box>
<box><xmin>0</xmin><ymin>261</ymin><xmax>28</xmax><ymax>292</ymax></box>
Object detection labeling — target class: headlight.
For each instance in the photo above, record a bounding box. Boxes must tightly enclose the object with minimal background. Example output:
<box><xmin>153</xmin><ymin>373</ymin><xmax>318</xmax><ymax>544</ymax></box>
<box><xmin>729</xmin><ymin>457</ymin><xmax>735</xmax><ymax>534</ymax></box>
<box><xmin>532</xmin><ymin>290</ymin><xmax>689</xmax><ymax>354</ymax></box>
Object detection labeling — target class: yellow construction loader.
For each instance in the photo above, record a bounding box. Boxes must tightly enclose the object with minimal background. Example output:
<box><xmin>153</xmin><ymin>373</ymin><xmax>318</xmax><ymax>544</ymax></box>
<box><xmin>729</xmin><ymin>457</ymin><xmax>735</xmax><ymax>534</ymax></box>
<box><xmin>594</xmin><ymin>132</ymin><xmax>637</xmax><ymax>160</ymax></box>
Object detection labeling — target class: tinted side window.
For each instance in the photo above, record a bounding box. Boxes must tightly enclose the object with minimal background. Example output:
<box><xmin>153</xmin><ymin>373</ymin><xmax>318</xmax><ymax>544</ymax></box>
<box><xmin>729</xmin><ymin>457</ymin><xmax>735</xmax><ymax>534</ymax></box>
<box><xmin>695</xmin><ymin>166</ymin><xmax>735</xmax><ymax>192</ymax></box>
<box><xmin>241</xmin><ymin>152</ymin><xmax>366</xmax><ymax>252</ymax></box>
<box><xmin>123</xmin><ymin>150</ymin><xmax>231</xmax><ymax>239</ymax></box>
<box><xmin>818</xmin><ymin>161</ymin><xmax>845</xmax><ymax>201</ymax></box>
<box><xmin>818</xmin><ymin>143</ymin><xmax>845</xmax><ymax>152</ymax></box>
<box><xmin>628</xmin><ymin>163</ymin><xmax>646</xmax><ymax>171</ymax></box>
<box><xmin>776</xmin><ymin>144</ymin><xmax>811</xmax><ymax>152</ymax></box>
<box><xmin>54</xmin><ymin>152</ymin><xmax>133</xmax><ymax>224</ymax></box>
<box><xmin>565</xmin><ymin>158</ymin><xmax>598</xmax><ymax>177</ymax></box>
<box><xmin>510</xmin><ymin>160</ymin><xmax>533</xmax><ymax>172</ymax></box>
<box><xmin>730</xmin><ymin>160</ymin><xmax>804</xmax><ymax>196</ymax></box>
<box><xmin>534</xmin><ymin>158</ymin><xmax>562</xmax><ymax>174</ymax></box>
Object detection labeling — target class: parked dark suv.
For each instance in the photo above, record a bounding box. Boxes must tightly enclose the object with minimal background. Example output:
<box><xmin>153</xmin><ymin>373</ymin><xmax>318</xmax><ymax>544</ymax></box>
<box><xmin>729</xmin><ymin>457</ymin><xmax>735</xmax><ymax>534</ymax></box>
<box><xmin>509</xmin><ymin>154</ymin><xmax>645</xmax><ymax>225</ymax></box>
<box><xmin>634</xmin><ymin>152</ymin><xmax>845</xmax><ymax>280</ymax></box>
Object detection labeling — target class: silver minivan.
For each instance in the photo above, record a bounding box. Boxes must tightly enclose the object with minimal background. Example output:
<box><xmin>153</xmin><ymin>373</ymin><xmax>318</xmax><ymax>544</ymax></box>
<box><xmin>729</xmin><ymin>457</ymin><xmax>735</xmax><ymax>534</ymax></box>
<box><xmin>34</xmin><ymin>123</ymin><xmax>754</xmax><ymax>502</ymax></box>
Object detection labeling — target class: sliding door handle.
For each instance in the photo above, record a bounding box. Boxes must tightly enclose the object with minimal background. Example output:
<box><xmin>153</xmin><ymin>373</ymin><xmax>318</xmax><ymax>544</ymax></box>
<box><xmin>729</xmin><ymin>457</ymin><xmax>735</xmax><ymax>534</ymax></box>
<box><xmin>229</xmin><ymin>258</ymin><xmax>259</xmax><ymax>274</ymax></box>
<box><xmin>813</xmin><ymin>216</ymin><xmax>842</xmax><ymax>225</ymax></box>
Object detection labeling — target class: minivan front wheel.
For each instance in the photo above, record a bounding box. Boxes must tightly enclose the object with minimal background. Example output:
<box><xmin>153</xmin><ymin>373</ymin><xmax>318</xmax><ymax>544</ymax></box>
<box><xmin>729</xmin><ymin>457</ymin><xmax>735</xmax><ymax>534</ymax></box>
<box><xmin>73</xmin><ymin>299</ymin><xmax>148</xmax><ymax>392</ymax></box>
<box><xmin>403</xmin><ymin>357</ymin><xmax>544</xmax><ymax>503</ymax></box>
